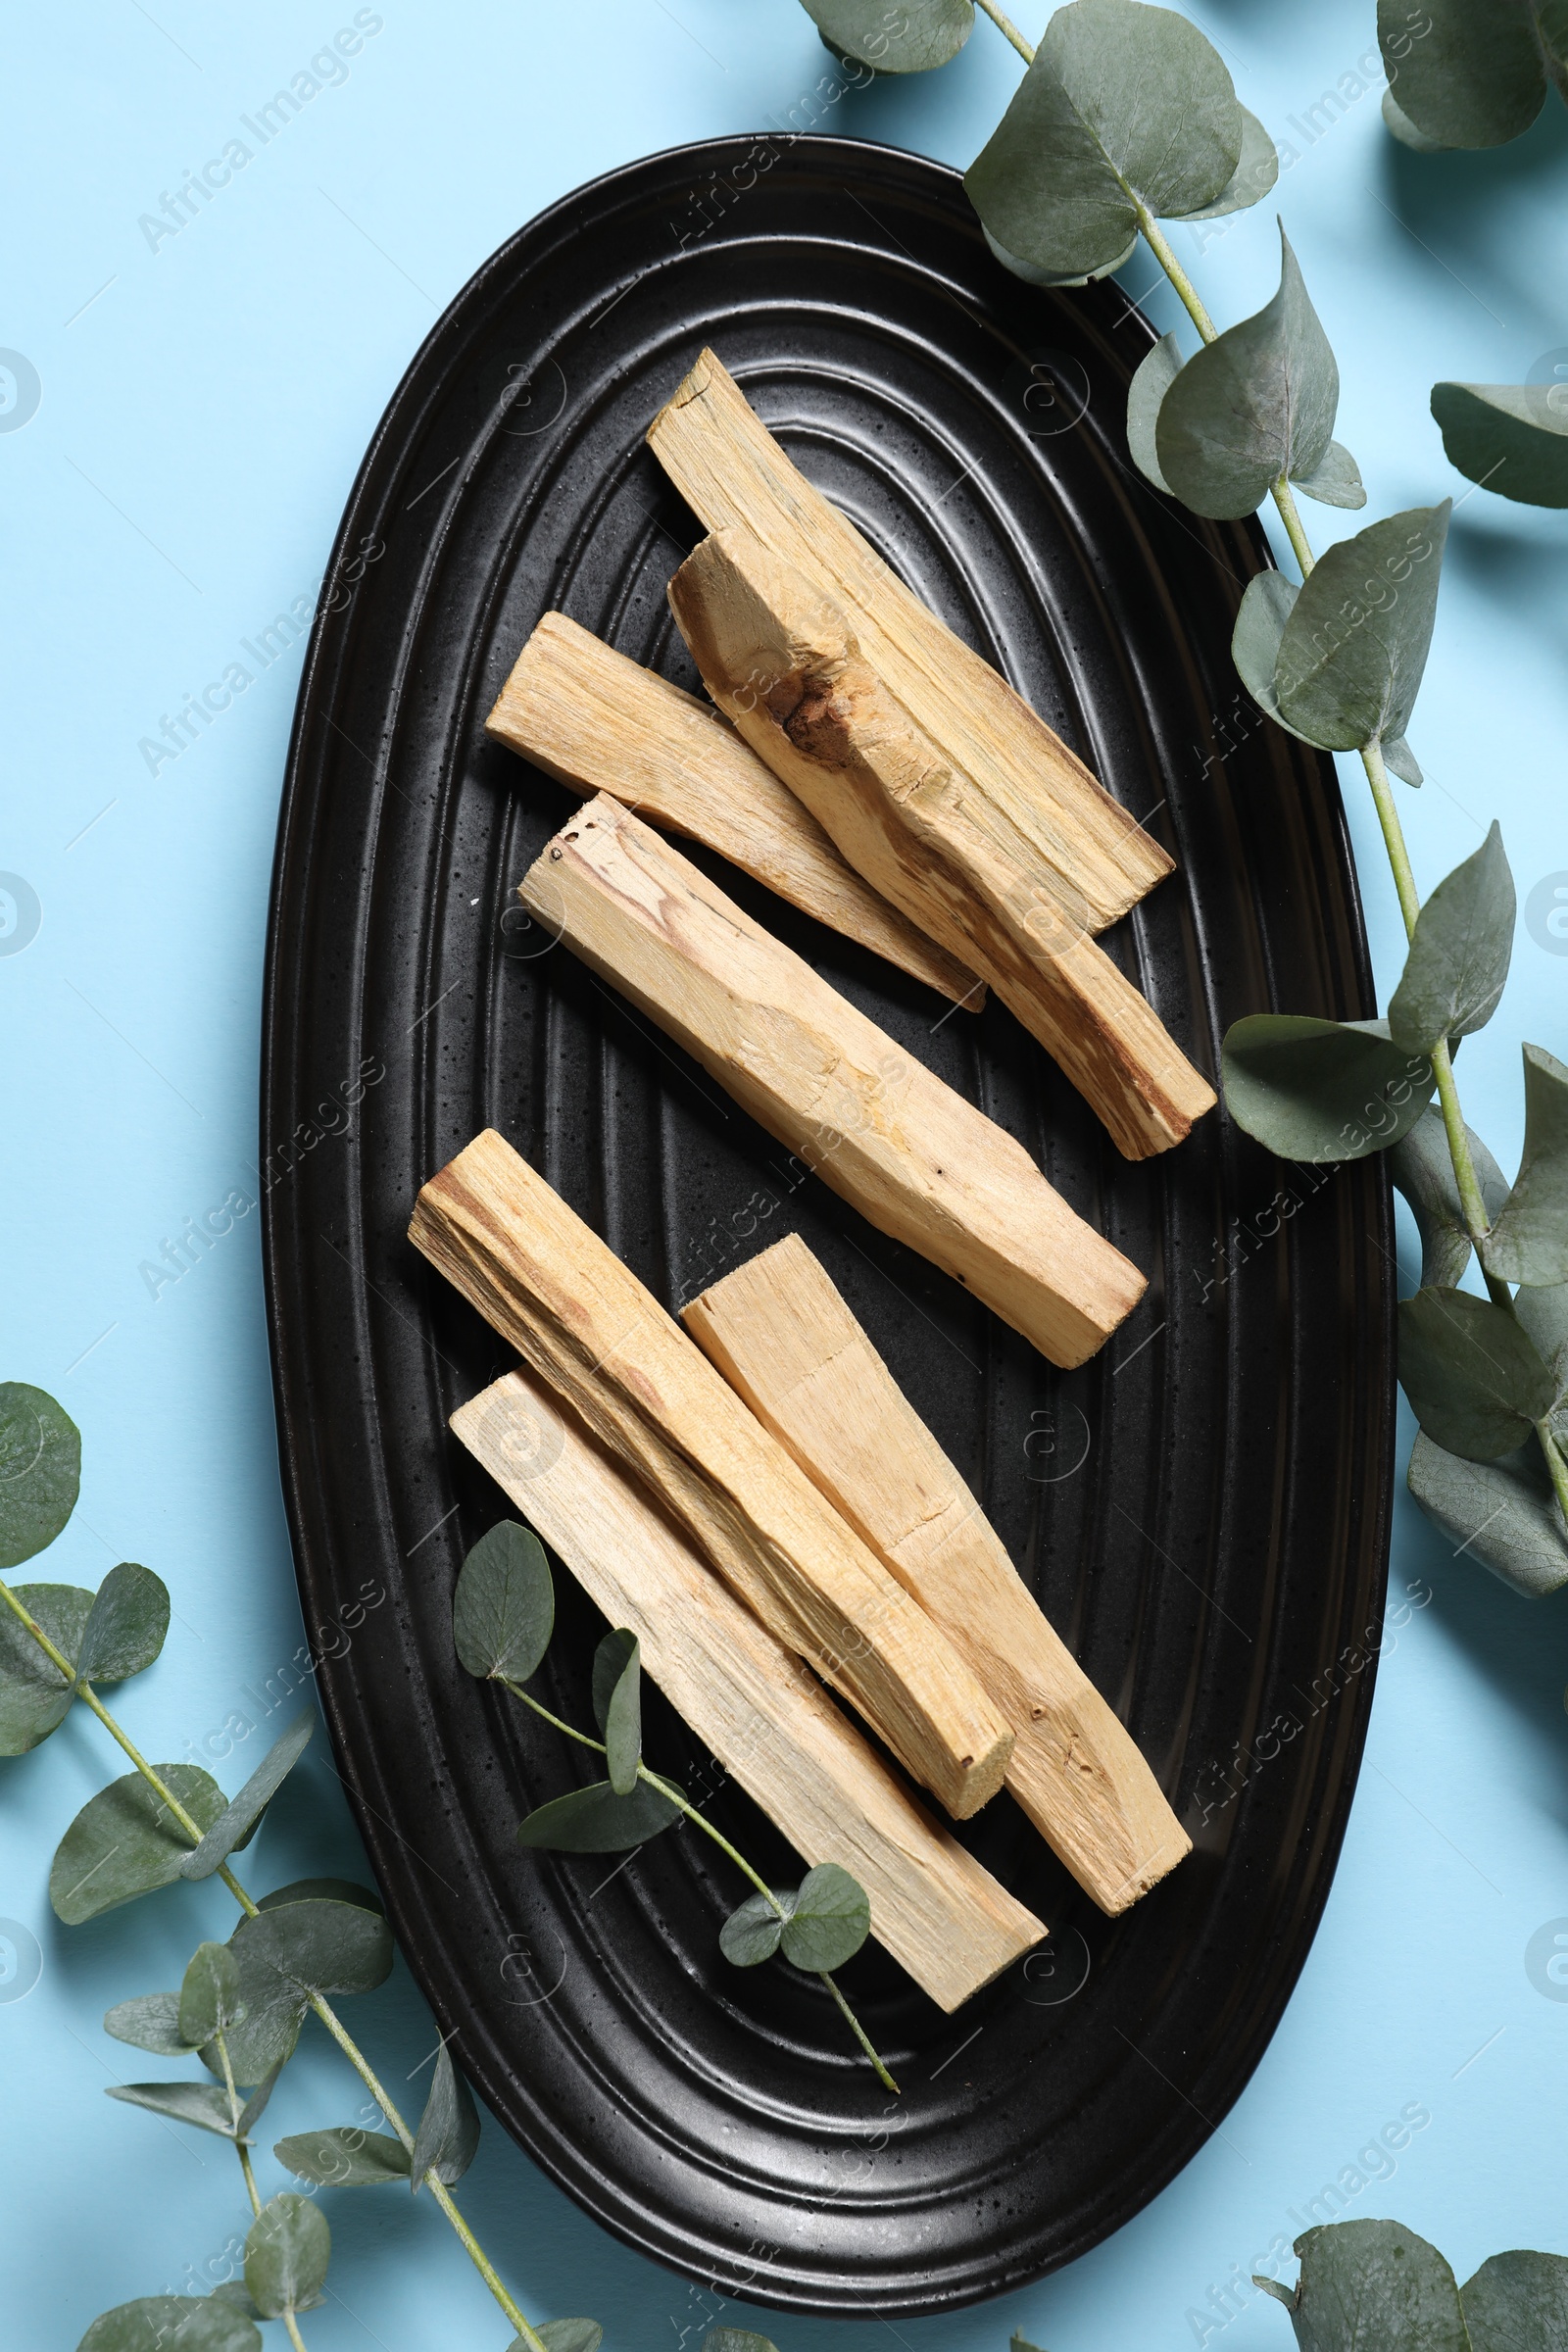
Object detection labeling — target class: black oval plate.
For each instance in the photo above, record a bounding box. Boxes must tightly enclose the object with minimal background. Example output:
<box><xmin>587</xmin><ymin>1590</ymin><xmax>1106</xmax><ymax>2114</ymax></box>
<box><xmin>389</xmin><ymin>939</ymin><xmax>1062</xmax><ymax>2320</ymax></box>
<box><xmin>262</xmin><ymin>136</ymin><xmax>1393</xmax><ymax>2319</ymax></box>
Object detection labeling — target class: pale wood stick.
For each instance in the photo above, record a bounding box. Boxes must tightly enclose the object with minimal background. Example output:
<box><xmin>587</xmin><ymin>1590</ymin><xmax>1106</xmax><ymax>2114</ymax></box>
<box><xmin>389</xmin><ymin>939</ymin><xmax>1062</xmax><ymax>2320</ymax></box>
<box><xmin>411</xmin><ymin>1129</ymin><xmax>1015</xmax><ymax>1818</ymax></box>
<box><xmin>683</xmin><ymin>1236</ymin><xmax>1191</xmax><ymax>1913</ymax></box>
<box><xmin>451</xmin><ymin>1367</ymin><xmax>1046</xmax><ymax>2010</ymax></box>
<box><xmin>514</xmin><ymin>794</ymin><xmax>1147</xmax><ymax>1368</ymax></box>
<box><xmin>646</xmin><ymin>347</ymin><xmax>1173</xmax><ymax>933</ymax></box>
<box><xmin>668</xmin><ymin>528</ymin><xmax>1216</xmax><ymax>1162</ymax></box>
<box><xmin>485</xmin><ymin>613</ymin><xmax>982</xmax><ymax>1008</ymax></box>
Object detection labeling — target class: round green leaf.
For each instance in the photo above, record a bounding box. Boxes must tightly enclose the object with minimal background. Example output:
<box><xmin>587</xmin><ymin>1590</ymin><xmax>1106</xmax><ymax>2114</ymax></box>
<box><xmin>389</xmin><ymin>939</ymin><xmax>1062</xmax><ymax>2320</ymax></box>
<box><xmin>594</xmin><ymin>1630</ymin><xmax>643</xmax><ymax>1795</ymax></box>
<box><xmin>1389</xmin><ymin>1106</ymin><xmax>1511</xmax><ymax>1291</ymax></box>
<box><xmin>1482</xmin><ymin>1045</ymin><xmax>1568</xmax><ymax>1286</ymax></box>
<box><xmin>702</xmin><ymin>2332</ymin><xmax>781</xmax><ymax>2352</ymax></box>
<box><xmin>1170</xmin><ymin>105</ymin><xmax>1279</xmax><ymax>220</ymax></box>
<box><xmin>983</xmin><ymin>221</ymin><xmax>1136</xmax><ymax>288</ymax></box>
<box><xmin>1292</xmin><ymin>439</ymin><xmax>1368</xmax><ymax>512</ymax></box>
<box><xmin>1388</xmin><ymin>821</ymin><xmax>1516</xmax><ymax>1053</ymax></box>
<box><xmin>1231</xmin><ymin>571</ymin><xmax>1310</xmax><ymax>739</ymax></box>
<box><xmin>235</xmin><ymin>2060</ymin><xmax>284</xmax><ymax>2142</ymax></box>
<box><xmin>274</xmin><ymin>2126</ymin><xmax>413</xmax><ymax>2186</ymax></box>
<box><xmin>107</xmin><ymin>2082</ymin><xmax>243</xmax><ymax>2140</ymax></box>
<box><xmin>533</xmin><ymin>2323</ymin><xmax>605</xmax><ymax>2352</ymax></box>
<box><xmin>1289</xmin><ymin>2219</ymin><xmax>1470</xmax><ymax>2349</ymax></box>
<box><xmin>1378</xmin><ymin>0</ymin><xmax>1548</xmax><ymax>149</ymax></box>
<box><xmin>965</xmin><ymin>0</ymin><xmax>1244</xmax><ymax>279</ymax></box>
<box><xmin>1273</xmin><ymin>504</ymin><xmax>1450</xmax><ymax>755</ymax></box>
<box><xmin>179</xmin><ymin>1940</ymin><xmax>243</xmax><ymax>2048</ymax></box>
<box><xmin>244</xmin><ymin>2193</ymin><xmax>330</xmax><ymax>2320</ymax></box>
<box><xmin>1515</xmin><ymin>1284</ymin><xmax>1568</xmax><ymax>1442</ymax></box>
<box><xmin>1398</xmin><ymin>1288</ymin><xmax>1557</xmax><ymax>1462</ymax></box>
<box><xmin>1221</xmin><ymin>1015</ymin><xmax>1435</xmax><ymax>1163</ymax></box>
<box><xmin>75</xmin><ymin>1562</ymin><xmax>171</xmax><ymax>1686</ymax></box>
<box><xmin>778</xmin><ymin>1863</ymin><xmax>871</xmax><ymax>1972</ymax></box>
<box><xmin>76</xmin><ymin>2296</ymin><xmax>261</xmax><ymax>2352</ymax></box>
<box><xmin>51</xmin><ymin>1766</ymin><xmax>226</xmax><ymax>1925</ymax></box>
<box><xmin>0</xmin><ymin>1582</ymin><xmax>92</xmax><ymax>1754</ymax></box>
<box><xmin>801</xmin><ymin>0</ymin><xmax>973</xmax><ymax>71</ymax></box>
<box><xmin>257</xmin><ymin>1877</ymin><xmax>383</xmax><ymax>1914</ymax></box>
<box><xmin>1156</xmin><ymin>223</ymin><xmax>1340</xmax><ymax>520</ymax></box>
<box><xmin>516</xmin><ymin>1778</ymin><xmax>681</xmax><ymax>1853</ymax></box>
<box><xmin>0</xmin><ymin>1384</ymin><xmax>80</xmax><ymax>1568</ymax></box>
<box><xmin>719</xmin><ymin>1891</ymin><xmax>786</xmax><ymax>1968</ymax></box>
<box><xmin>1431</xmin><ymin>382</ymin><xmax>1568</xmax><ymax>509</ymax></box>
<box><xmin>1462</xmin><ymin>2248</ymin><xmax>1568</xmax><ymax>2350</ymax></box>
<box><xmin>411</xmin><ymin>2043</ymin><xmax>480</xmax><ymax>2190</ymax></box>
<box><xmin>104</xmin><ymin>1990</ymin><xmax>192</xmax><ymax>2057</ymax></box>
<box><xmin>220</xmin><ymin>1897</ymin><xmax>394</xmax><ymax>2084</ymax></box>
<box><xmin>454</xmin><ymin>1521</ymin><xmax>554</xmax><ymax>1684</ymax></box>
<box><xmin>1126</xmin><ymin>332</ymin><xmax>1182</xmax><ymax>493</ymax></box>
<box><xmin>1409</xmin><ymin>1435</ymin><xmax>1568</xmax><ymax>1597</ymax></box>
<box><xmin>180</xmin><ymin>1710</ymin><xmax>315</xmax><ymax>1881</ymax></box>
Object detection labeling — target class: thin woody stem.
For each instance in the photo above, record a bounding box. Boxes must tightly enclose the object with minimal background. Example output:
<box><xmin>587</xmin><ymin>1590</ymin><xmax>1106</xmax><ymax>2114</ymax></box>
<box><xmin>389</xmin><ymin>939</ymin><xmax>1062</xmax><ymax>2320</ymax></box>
<box><xmin>972</xmin><ymin>0</ymin><xmax>1034</xmax><ymax>63</ymax></box>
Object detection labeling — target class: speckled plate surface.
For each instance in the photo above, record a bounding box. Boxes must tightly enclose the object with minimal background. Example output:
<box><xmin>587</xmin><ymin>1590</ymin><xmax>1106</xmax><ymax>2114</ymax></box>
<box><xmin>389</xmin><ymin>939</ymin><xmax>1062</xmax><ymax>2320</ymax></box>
<box><xmin>261</xmin><ymin>134</ymin><xmax>1394</xmax><ymax>2318</ymax></box>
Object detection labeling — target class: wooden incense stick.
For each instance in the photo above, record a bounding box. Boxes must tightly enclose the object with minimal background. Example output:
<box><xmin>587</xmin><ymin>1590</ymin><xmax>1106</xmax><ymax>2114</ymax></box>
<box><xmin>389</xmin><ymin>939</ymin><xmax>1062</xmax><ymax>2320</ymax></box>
<box><xmin>485</xmin><ymin>612</ymin><xmax>982</xmax><ymax>1008</ymax></box>
<box><xmin>647</xmin><ymin>347</ymin><xmax>1173</xmax><ymax>932</ymax></box>
<box><xmin>451</xmin><ymin>1366</ymin><xmax>1046</xmax><ymax>2010</ymax></box>
<box><xmin>667</xmin><ymin>526</ymin><xmax>1215</xmax><ymax>1161</ymax></box>
<box><xmin>411</xmin><ymin>1130</ymin><xmax>1015</xmax><ymax>1818</ymax></box>
<box><xmin>684</xmin><ymin>1235</ymin><xmax>1191</xmax><ymax>1912</ymax></box>
<box><xmin>514</xmin><ymin>795</ymin><xmax>1147</xmax><ymax>1368</ymax></box>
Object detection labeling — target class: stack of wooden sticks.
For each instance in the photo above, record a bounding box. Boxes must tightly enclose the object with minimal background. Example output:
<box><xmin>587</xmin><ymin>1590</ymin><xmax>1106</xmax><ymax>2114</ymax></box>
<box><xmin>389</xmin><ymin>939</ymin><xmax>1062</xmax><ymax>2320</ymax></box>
<box><xmin>413</xmin><ymin>350</ymin><xmax>1204</xmax><ymax>2008</ymax></box>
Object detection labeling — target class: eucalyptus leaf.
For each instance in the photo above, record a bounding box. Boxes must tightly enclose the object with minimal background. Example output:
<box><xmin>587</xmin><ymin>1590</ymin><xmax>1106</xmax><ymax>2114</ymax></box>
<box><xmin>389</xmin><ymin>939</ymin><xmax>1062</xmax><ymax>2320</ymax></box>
<box><xmin>1462</xmin><ymin>2248</ymin><xmax>1568</xmax><ymax>2349</ymax></box>
<box><xmin>1514</xmin><ymin>1283</ymin><xmax>1568</xmax><ymax>1429</ymax></box>
<box><xmin>1221</xmin><ymin>1015</ymin><xmax>1435</xmax><ymax>1162</ymax></box>
<box><xmin>983</xmin><ymin>220</ymin><xmax>1137</xmax><ymax>288</ymax></box>
<box><xmin>516</xmin><ymin>1778</ymin><xmax>681</xmax><ymax>1853</ymax></box>
<box><xmin>1272</xmin><ymin>504</ymin><xmax>1450</xmax><ymax>756</ymax></box>
<box><xmin>779</xmin><ymin>1863</ymin><xmax>871</xmax><ymax>1972</ymax></box>
<box><xmin>1155</xmin><ymin>224</ymin><xmax>1341</xmax><ymax>519</ymax></box>
<box><xmin>597</xmin><ymin>1630</ymin><xmax>643</xmax><ymax>1796</ymax></box>
<box><xmin>179</xmin><ymin>1940</ymin><xmax>243</xmax><ymax>2048</ymax></box>
<box><xmin>534</xmin><ymin>2324</ymin><xmax>605</xmax><ymax>2352</ymax></box>
<box><xmin>1431</xmin><ymin>382</ymin><xmax>1568</xmax><ymax>509</ymax></box>
<box><xmin>719</xmin><ymin>1890</ymin><xmax>786</xmax><ymax>1968</ymax></box>
<box><xmin>1283</xmin><ymin>2219</ymin><xmax>1470</xmax><ymax>2348</ymax></box>
<box><xmin>1171</xmin><ymin>106</ymin><xmax>1279</xmax><ymax>220</ymax></box>
<box><xmin>179</xmin><ymin>1710</ymin><xmax>315</xmax><ymax>1881</ymax></box>
<box><xmin>801</xmin><ymin>0</ymin><xmax>973</xmax><ymax>71</ymax></box>
<box><xmin>235</xmin><ymin>2060</ymin><xmax>284</xmax><ymax>2141</ymax></box>
<box><xmin>0</xmin><ymin>1383</ymin><xmax>80</xmax><ymax>1568</ymax></box>
<box><xmin>75</xmin><ymin>1562</ymin><xmax>170</xmax><ymax>1686</ymax></box>
<box><xmin>1388</xmin><ymin>1105</ymin><xmax>1511</xmax><ymax>1290</ymax></box>
<box><xmin>454</xmin><ymin>1521</ymin><xmax>554</xmax><ymax>1684</ymax></box>
<box><xmin>1383</xmin><ymin>734</ymin><xmax>1424</xmax><ymax>788</ymax></box>
<box><xmin>1388</xmin><ymin>822</ymin><xmax>1515</xmax><ymax>1052</ymax></box>
<box><xmin>703</xmin><ymin>2333</ymin><xmax>781</xmax><ymax>2352</ymax></box>
<box><xmin>1398</xmin><ymin>1288</ymin><xmax>1556</xmax><ymax>1461</ymax></box>
<box><xmin>1126</xmin><ymin>332</ymin><xmax>1182</xmax><ymax>493</ymax></box>
<box><xmin>0</xmin><ymin>1582</ymin><xmax>92</xmax><ymax>1754</ymax></box>
<box><xmin>1482</xmin><ymin>1046</ymin><xmax>1568</xmax><ymax>1286</ymax></box>
<box><xmin>104</xmin><ymin>1990</ymin><xmax>192</xmax><ymax>2057</ymax></box>
<box><xmin>1292</xmin><ymin>439</ymin><xmax>1368</xmax><ymax>511</ymax></box>
<box><xmin>1378</xmin><ymin>0</ymin><xmax>1552</xmax><ymax>150</ymax></box>
<box><xmin>244</xmin><ymin>2193</ymin><xmax>329</xmax><ymax>2320</ymax></box>
<box><xmin>966</xmin><ymin>0</ymin><xmax>1245</xmax><ymax>280</ymax></box>
<box><xmin>1231</xmin><ymin>572</ymin><xmax>1311</xmax><ymax>739</ymax></box>
<box><xmin>76</xmin><ymin>2296</ymin><xmax>261</xmax><ymax>2352</ymax></box>
<box><xmin>1409</xmin><ymin>1435</ymin><xmax>1568</xmax><ymax>1597</ymax></box>
<box><xmin>411</xmin><ymin>2044</ymin><xmax>480</xmax><ymax>2190</ymax></box>
<box><xmin>1381</xmin><ymin>88</ymin><xmax>1453</xmax><ymax>153</ymax></box>
<box><xmin>275</xmin><ymin>2126</ymin><xmax>413</xmax><ymax>2186</ymax></box>
<box><xmin>257</xmin><ymin>1877</ymin><xmax>382</xmax><ymax>1915</ymax></box>
<box><xmin>219</xmin><ymin>1897</ymin><xmax>394</xmax><ymax>2085</ymax></box>
<box><xmin>591</xmin><ymin>1627</ymin><xmax>636</xmax><ymax>1736</ymax></box>
<box><xmin>51</xmin><ymin>1766</ymin><xmax>226</xmax><ymax>1925</ymax></box>
<box><xmin>107</xmin><ymin>2081</ymin><xmax>246</xmax><ymax>2141</ymax></box>
<box><xmin>208</xmin><ymin>2284</ymin><xmax>264</xmax><ymax>2319</ymax></box>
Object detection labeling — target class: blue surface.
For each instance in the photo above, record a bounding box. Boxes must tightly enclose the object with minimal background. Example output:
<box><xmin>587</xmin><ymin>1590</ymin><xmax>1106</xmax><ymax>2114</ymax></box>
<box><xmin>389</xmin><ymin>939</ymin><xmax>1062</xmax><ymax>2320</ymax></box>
<box><xmin>5</xmin><ymin>4</ymin><xmax>1568</xmax><ymax>2346</ymax></box>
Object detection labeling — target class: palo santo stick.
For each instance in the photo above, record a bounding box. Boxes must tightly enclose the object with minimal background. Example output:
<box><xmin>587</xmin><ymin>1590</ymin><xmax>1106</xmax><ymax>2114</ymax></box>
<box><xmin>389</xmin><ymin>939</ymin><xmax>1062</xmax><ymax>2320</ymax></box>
<box><xmin>668</xmin><ymin>528</ymin><xmax>1215</xmax><ymax>1162</ymax></box>
<box><xmin>485</xmin><ymin>613</ymin><xmax>982</xmax><ymax>1009</ymax></box>
<box><xmin>647</xmin><ymin>347</ymin><xmax>1173</xmax><ymax>932</ymax></box>
<box><xmin>684</xmin><ymin>1236</ymin><xmax>1191</xmax><ymax>1913</ymax></box>
<box><xmin>514</xmin><ymin>794</ymin><xmax>1146</xmax><ymax>1368</ymax></box>
<box><xmin>411</xmin><ymin>1129</ymin><xmax>1014</xmax><ymax>1818</ymax></box>
<box><xmin>452</xmin><ymin>1367</ymin><xmax>1045</xmax><ymax>2010</ymax></box>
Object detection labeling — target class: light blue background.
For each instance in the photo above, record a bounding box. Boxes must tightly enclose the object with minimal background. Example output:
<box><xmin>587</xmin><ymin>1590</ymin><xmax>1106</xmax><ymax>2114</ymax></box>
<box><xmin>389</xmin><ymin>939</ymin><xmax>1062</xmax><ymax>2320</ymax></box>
<box><xmin>5</xmin><ymin>3</ymin><xmax>1567</xmax><ymax>2346</ymax></box>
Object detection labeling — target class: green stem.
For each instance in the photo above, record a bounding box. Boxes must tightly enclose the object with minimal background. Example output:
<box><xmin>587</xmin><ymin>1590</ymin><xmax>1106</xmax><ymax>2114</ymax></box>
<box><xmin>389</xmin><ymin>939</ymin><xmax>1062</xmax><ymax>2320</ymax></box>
<box><xmin>972</xmin><ymin>0</ymin><xmax>1034</xmax><ymax>62</ymax></box>
<box><xmin>1133</xmin><ymin>205</ymin><xmax>1219</xmax><ymax>344</ymax></box>
<box><xmin>427</xmin><ymin>2176</ymin><xmax>548</xmax><ymax>2350</ymax></box>
<box><xmin>505</xmin><ymin>1683</ymin><xmax>898</xmax><ymax>2091</ymax></box>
